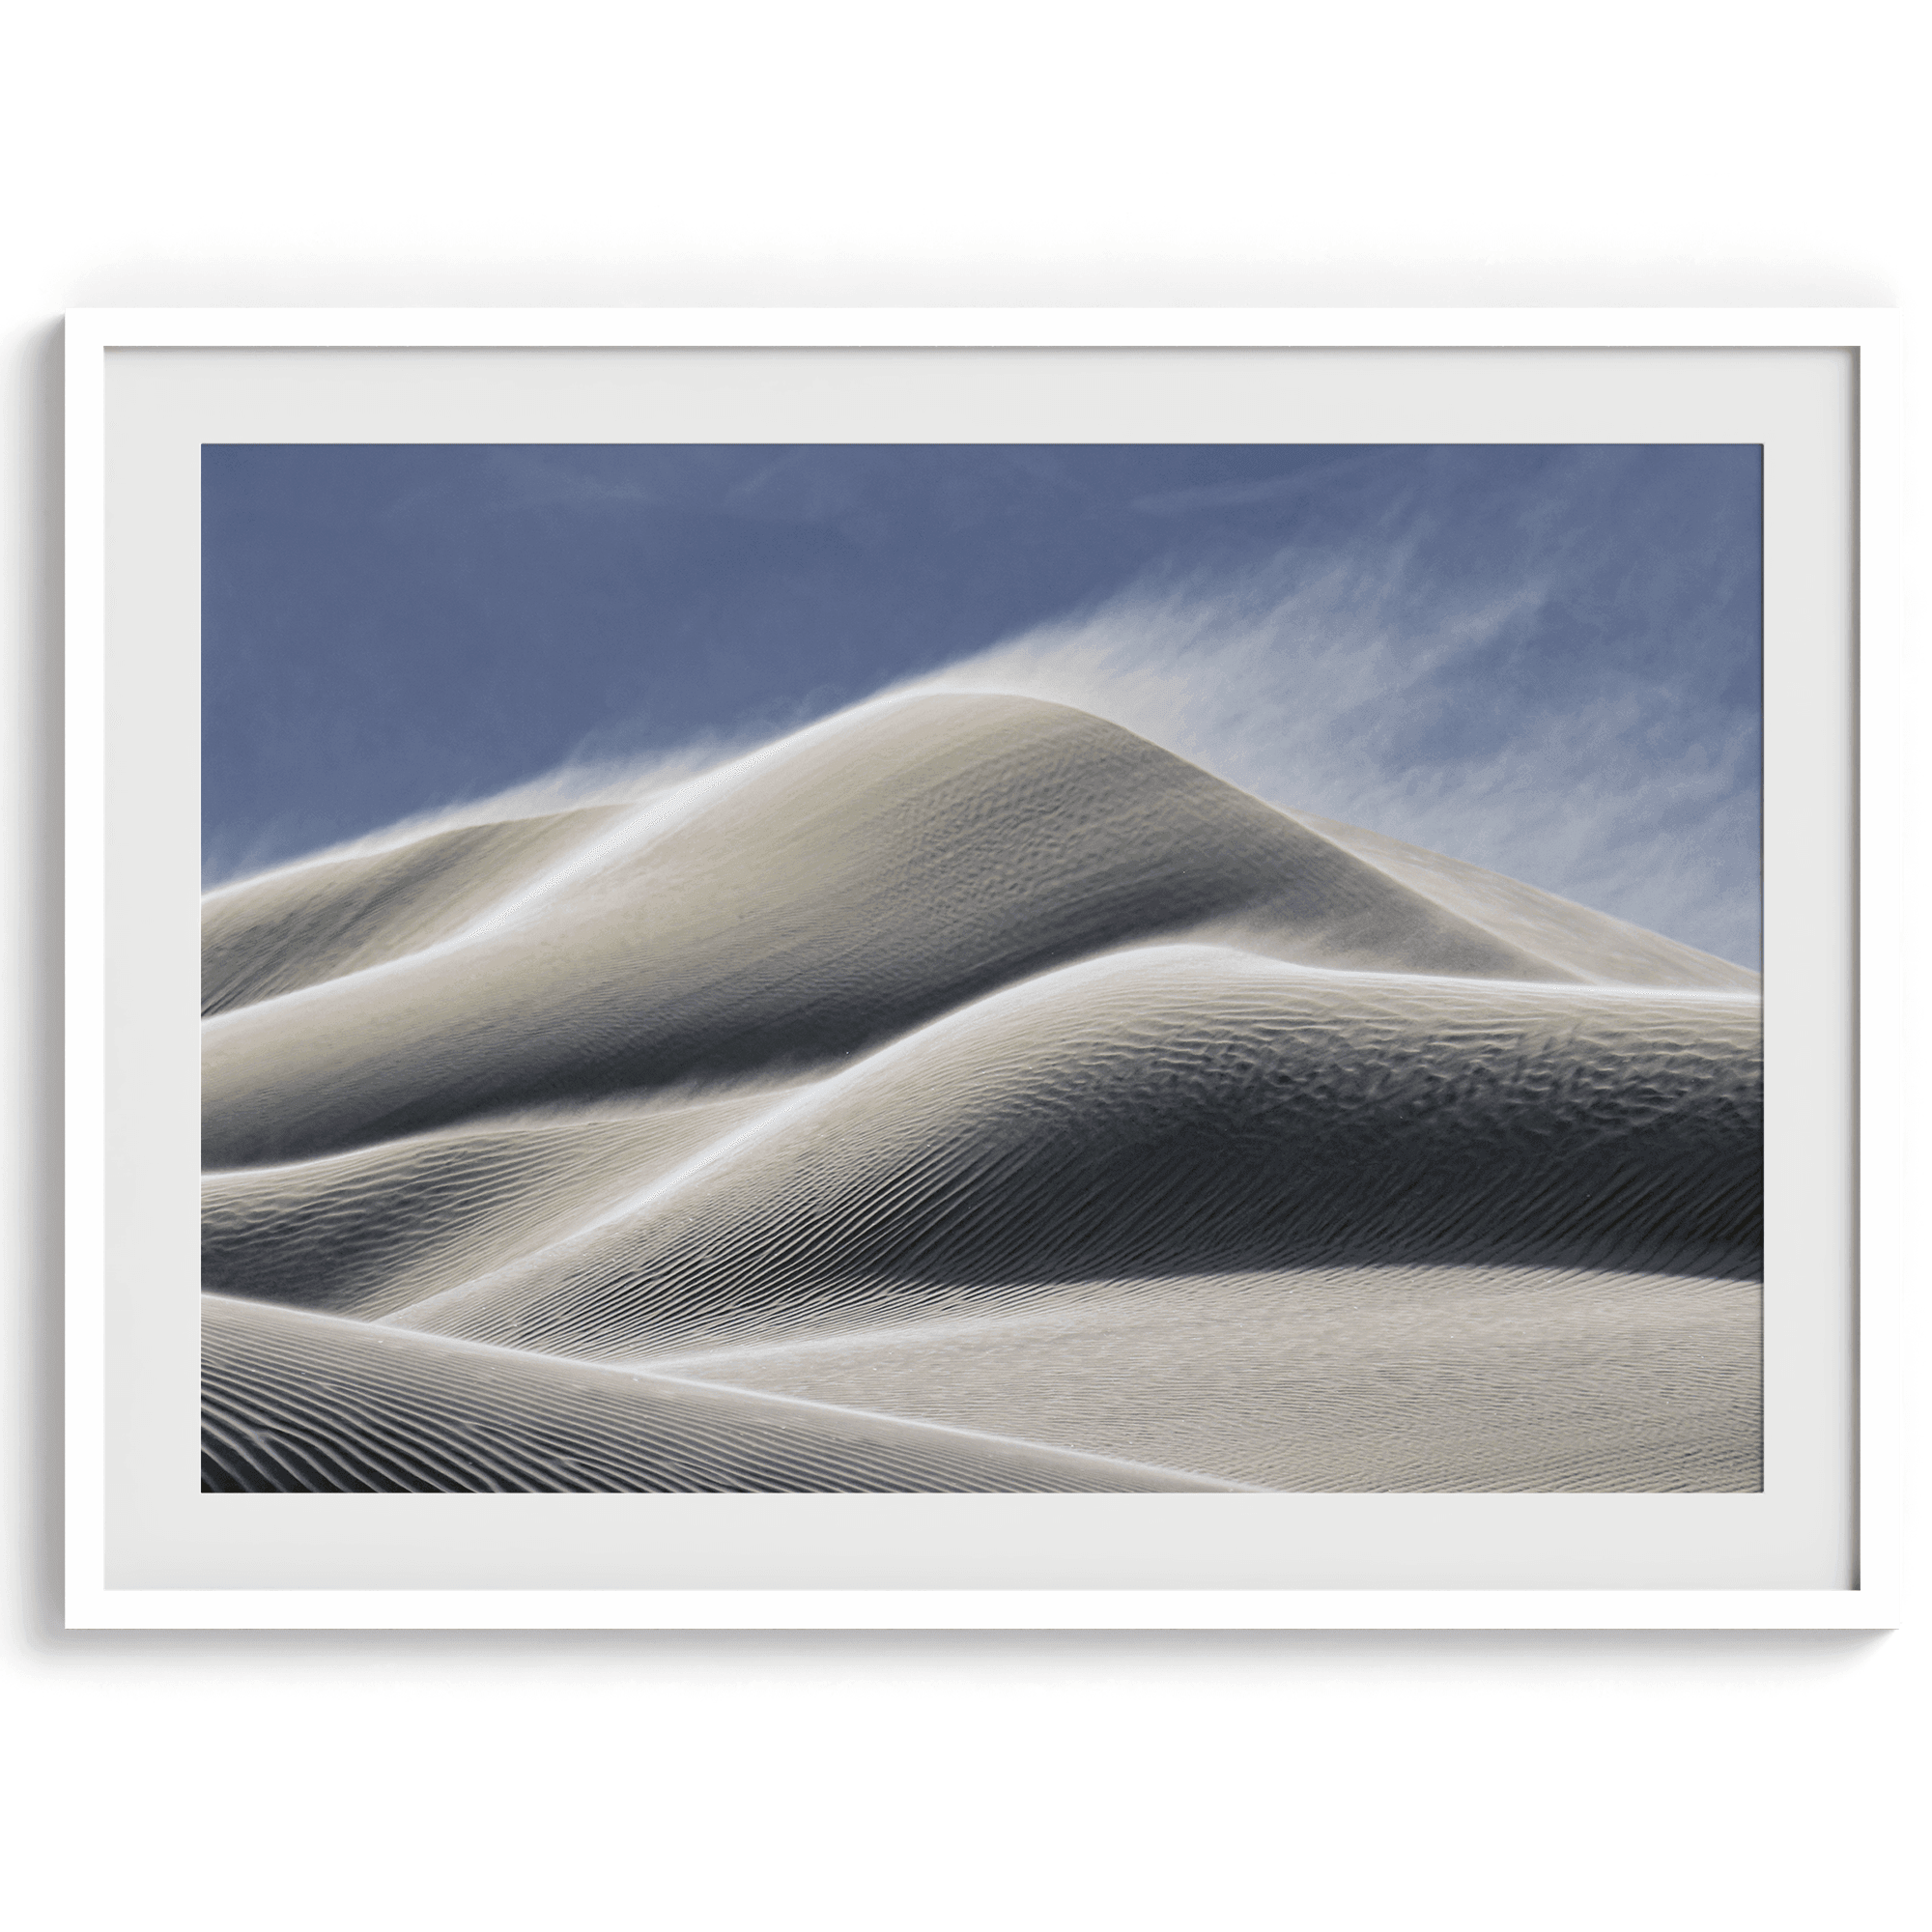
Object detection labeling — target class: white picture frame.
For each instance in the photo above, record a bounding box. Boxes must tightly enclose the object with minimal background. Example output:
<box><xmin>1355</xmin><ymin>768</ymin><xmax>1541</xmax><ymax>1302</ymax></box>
<box><xmin>65</xmin><ymin>307</ymin><xmax>1905</xmax><ymax>1631</ymax></box>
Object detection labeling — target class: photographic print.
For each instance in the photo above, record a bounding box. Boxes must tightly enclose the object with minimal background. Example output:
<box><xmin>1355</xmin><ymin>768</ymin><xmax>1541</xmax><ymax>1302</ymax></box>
<box><xmin>198</xmin><ymin>441</ymin><xmax>1763</xmax><ymax>1497</ymax></box>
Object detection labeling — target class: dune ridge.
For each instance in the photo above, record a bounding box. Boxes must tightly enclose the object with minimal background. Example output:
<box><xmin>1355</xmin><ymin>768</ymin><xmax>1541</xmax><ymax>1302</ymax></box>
<box><xmin>202</xmin><ymin>694</ymin><xmax>1751</xmax><ymax>1172</ymax></box>
<box><xmin>384</xmin><ymin>945</ymin><xmax>1759</xmax><ymax>1361</ymax></box>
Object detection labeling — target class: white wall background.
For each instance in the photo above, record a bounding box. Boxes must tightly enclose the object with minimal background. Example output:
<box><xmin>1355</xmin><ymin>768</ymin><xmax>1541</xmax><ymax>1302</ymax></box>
<box><xmin>4</xmin><ymin>4</ymin><xmax>1923</xmax><ymax>1926</ymax></box>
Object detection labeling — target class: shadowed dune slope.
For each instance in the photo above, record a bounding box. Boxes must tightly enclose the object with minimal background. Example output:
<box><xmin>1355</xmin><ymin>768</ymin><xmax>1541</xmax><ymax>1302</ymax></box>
<box><xmin>201</xmin><ymin>1087</ymin><xmax>788</xmax><ymax>1321</ymax></box>
<box><xmin>386</xmin><ymin>945</ymin><xmax>1761</xmax><ymax>1362</ymax></box>
<box><xmin>651</xmin><ymin>1265</ymin><xmax>1761</xmax><ymax>1492</ymax></box>
<box><xmin>201</xmin><ymin>1295</ymin><xmax>1236</xmax><ymax>1493</ymax></box>
<box><xmin>203</xmin><ymin>694</ymin><xmax>1609</xmax><ymax>1168</ymax></box>
<box><xmin>202</xmin><ymin>807</ymin><xmax>624</xmax><ymax>1017</ymax></box>
<box><xmin>1282</xmin><ymin>808</ymin><xmax>1759</xmax><ymax>993</ymax></box>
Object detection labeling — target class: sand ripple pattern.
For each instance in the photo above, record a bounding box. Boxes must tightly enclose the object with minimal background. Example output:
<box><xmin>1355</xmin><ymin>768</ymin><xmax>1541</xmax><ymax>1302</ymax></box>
<box><xmin>202</xmin><ymin>1295</ymin><xmax>1235</xmax><ymax>1492</ymax></box>
<box><xmin>202</xmin><ymin>1089</ymin><xmax>783</xmax><ymax>1321</ymax></box>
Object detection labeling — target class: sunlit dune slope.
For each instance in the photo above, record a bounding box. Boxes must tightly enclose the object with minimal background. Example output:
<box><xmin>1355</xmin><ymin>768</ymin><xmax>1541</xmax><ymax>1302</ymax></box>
<box><xmin>202</xmin><ymin>807</ymin><xmax>624</xmax><ymax>1016</ymax></box>
<box><xmin>202</xmin><ymin>695</ymin><xmax>1744</xmax><ymax>1169</ymax></box>
<box><xmin>201</xmin><ymin>1295</ymin><xmax>1238</xmax><ymax>1493</ymax></box>
<box><xmin>1281</xmin><ymin>808</ymin><xmax>1758</xmax><ymax>993</ymax></box>
<box><xmin>648</xmin><ymin>1264</ymin><xmax>1761</xmax><ymax>1492</ymax></box>
<box><xmin>201</xmin><ymin>1087</ymin><xmax>787</xmax><ymax>1321</ymax></box>
<box><xmin>384</xmin><ymin>945</ymin><xmax>1761</xmax><ymax>1361</ymax></box>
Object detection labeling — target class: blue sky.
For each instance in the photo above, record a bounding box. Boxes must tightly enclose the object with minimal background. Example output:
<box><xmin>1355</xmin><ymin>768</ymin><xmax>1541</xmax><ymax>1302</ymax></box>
<box><xmin>202</xmin><ymin>443</ymin><xmax>1761</xmax><ymax>964</ymax></box>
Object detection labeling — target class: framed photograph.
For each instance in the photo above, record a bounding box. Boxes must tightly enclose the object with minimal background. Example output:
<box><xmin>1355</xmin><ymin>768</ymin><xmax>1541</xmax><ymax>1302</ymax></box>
<box><xmin>64</xmin><ymin>308</ymin><xmax>1902</xmax><ymax>1630</ymax></box>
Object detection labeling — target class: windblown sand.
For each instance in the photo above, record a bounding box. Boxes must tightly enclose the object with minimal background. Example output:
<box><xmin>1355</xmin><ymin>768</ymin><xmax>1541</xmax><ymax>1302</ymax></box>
<box><xmin>201</xmin><ymin>693</ymin><xmax>1761</xmax><ymax>1492</ymax></box>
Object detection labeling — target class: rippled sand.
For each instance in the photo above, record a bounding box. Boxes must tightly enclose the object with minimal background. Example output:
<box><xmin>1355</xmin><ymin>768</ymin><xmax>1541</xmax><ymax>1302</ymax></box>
<box><xmin>202</xmin><ymin>693</ymin><xmax>1761</xmax><ymax>1492</ymax></box>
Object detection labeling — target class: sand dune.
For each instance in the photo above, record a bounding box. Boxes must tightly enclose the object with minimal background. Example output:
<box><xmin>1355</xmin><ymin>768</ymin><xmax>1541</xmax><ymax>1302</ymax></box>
<box><xmin>202</xmin><ymin>1087</ymin><xmax>788</xmax><ymax>1320</ymax></box>
<box><xmin>201</xmin><ymin>692</ymin><xmax>1763</xmax><ymax>1494</ymax></box>
<box><xmin>202</xmin><ymin>1294</ymin><xmax>1236</xmax><ymax>1492</ymax></box>
<box><xmin>1280</xmin><ymin>808</ymin><xmax>1758</xmax><ymax>993</ymax></box>
<box><xmin>384</xmin><ymin>945</ymin><xmax>1759</xmax><ymax>1360</ymax></box>
<box><xmin>202</xmin><ymin>807</ymin><xmax>623</xmax><ymax>1016</ymax></box>
<box><xmin>201</xmin><ymin>694</ymin><xmax>1708</xmax><ymax>1171</ymax></box>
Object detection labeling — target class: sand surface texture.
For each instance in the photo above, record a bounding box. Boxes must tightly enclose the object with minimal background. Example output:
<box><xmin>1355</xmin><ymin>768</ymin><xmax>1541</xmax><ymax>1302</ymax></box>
<box><xmin>202</xmin><ymin>695</ymin><xmax>1762</xmax><ymax>1492</ymax></box>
